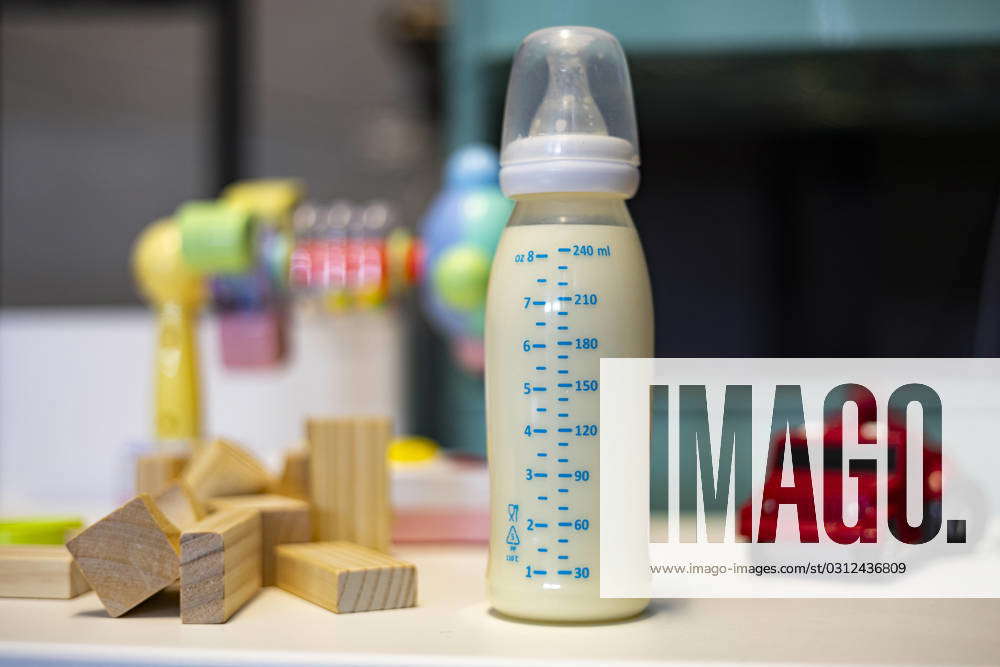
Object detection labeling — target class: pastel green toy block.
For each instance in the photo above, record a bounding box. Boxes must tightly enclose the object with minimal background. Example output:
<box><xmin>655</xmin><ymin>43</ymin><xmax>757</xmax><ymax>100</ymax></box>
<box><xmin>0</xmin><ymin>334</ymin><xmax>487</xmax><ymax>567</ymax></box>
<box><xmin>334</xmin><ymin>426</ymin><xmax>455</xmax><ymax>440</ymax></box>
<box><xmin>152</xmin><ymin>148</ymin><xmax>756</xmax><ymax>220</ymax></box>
<box><xmin>0</xmin><ymin>517</ymin><xmax>84</xmax><ymax>545</ymax></box>
<box><xmin>178</xmin><ymin>201</ymin><xmax>254</xmax><ymax>274</ymax></box>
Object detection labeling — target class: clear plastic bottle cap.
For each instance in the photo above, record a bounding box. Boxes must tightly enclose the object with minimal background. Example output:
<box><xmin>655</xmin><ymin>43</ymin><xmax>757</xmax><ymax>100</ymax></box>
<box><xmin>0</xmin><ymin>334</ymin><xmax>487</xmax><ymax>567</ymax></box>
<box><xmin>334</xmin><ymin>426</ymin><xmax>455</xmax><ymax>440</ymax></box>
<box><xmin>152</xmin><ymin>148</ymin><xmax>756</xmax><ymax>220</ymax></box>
<box><xmin>499</xmin><ymin>26</ymin><xmax>639</xmax><ymax>198</ymax></box>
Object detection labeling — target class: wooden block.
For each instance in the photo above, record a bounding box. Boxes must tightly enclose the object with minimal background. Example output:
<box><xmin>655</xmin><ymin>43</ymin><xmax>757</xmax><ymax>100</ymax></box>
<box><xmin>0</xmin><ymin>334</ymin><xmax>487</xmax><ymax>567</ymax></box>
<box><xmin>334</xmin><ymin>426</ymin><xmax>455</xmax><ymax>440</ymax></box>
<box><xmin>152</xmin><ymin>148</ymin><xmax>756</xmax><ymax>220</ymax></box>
<box><xmin>154</xmin><ymin>480</ymin><xmax>208</xmax><ymax>530</ymax></box>
<box><xmin>273</xmin><ymin>447</ymin><xmax>309</xmax><ymax>501</ymax></box>
<box><xmin>66</xmin><ymin>494</ymin><xmax>180</xmax><ymax>617</ymax></box>
<box><xmin>135</xmin><ymin>452</ymin><xmax>189</xmax><ymax>495</ymax></box>
<box><xmin>182</xmin><ymin>438</ymin><xmax>273</xmax><ymax>503</ymax></box>
<box><xmin>208</xmin><ymin>494</ymin><xmax>310</xmax><ymax>585</ymax></box>
<box><xmin>180</xmin><ymin>508</ymin><xmax>262</xmax><ymax>624</ymax></box>
<box><xmin>307</xmin><ymin>416</ymin><xmax>391</xmax><ymax>551</ymax></box>
<box><xmin>275</xmin><ymin>541</ymin><xmax>416</xmax><ymax>613</ymax></box>
<box><xmin>0</xmin><ymin>545</ymin><xmax>90</xmax><ymax>599</ymax></box>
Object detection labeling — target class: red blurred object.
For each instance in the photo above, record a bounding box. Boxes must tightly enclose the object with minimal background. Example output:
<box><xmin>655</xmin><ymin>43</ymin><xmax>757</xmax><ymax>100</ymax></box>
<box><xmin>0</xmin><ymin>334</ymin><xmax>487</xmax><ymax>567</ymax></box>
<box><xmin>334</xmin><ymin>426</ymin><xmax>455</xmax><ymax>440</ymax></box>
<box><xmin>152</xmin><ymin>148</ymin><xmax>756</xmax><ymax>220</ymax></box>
<box><xmin>739</xmin><ymin>401</ymin><xmax>943</xmax><ymax>544</ymax></box>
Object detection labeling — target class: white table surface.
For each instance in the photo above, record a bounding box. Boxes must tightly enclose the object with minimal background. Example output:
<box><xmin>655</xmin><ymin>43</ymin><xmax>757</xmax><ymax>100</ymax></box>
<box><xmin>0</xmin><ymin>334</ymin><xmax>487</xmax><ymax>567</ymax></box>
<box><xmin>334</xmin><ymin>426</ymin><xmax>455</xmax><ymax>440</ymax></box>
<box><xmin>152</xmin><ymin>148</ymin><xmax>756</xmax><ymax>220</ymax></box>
<box><xmin>1</xmin><ymin>544</ymin><xmax>998</xmax><ymax>666</ymax></box>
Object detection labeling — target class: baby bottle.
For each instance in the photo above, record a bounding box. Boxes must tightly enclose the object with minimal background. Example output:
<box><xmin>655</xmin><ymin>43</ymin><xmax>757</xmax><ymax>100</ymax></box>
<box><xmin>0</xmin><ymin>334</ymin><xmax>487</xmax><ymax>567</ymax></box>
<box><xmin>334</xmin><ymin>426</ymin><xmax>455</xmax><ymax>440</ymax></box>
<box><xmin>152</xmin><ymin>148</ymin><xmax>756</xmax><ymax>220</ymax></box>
<box><xmin>485</xmin><ymin>26</ymin><xmax>653</xmax><ymax>621</ymax></box>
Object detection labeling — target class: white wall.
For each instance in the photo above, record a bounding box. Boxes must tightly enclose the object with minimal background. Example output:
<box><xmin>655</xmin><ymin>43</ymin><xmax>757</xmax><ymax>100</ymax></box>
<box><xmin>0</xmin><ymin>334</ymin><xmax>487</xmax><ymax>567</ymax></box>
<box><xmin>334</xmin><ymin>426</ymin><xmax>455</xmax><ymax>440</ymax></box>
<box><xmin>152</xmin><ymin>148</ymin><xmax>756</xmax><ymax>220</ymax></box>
<box><xmin>0</xmin><ymin>307</ymin><xmax>404</xmax><ymax>519</ymax></box>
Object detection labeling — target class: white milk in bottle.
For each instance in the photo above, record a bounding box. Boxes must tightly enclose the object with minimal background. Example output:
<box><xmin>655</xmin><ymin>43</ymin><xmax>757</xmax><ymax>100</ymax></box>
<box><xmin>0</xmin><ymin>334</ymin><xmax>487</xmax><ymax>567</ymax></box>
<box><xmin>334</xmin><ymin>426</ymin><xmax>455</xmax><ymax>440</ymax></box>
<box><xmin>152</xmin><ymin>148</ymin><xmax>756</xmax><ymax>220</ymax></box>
<box><xmin>485</xmin><ymin>26</ymin><xmax>653</xmax><ymax>622</ymax></box>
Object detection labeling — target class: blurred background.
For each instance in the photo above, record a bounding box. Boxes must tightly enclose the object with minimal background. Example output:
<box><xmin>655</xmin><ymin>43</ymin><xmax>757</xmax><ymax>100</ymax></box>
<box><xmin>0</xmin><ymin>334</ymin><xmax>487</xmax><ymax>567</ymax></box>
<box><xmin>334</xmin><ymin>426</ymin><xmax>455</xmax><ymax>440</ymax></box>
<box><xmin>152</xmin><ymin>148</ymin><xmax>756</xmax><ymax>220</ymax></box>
<box><xmin>3</xmin><ymin>0</ymin><xmax>1000</xmax><ymax>515</ymax></box>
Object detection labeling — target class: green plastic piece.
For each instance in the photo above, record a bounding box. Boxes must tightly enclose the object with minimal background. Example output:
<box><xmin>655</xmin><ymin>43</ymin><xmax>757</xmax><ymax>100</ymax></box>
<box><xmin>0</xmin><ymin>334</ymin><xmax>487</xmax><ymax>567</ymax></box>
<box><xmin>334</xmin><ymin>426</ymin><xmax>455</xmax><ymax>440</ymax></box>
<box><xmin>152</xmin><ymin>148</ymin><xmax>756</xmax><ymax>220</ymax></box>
<box><xmin>178</xmin><ymin>200</ymin><xmax>254</xmax><ymax>274</ymax></box>
<box><xmin>0</xmin><ymin>516</ymin><xmax>84</xmax><ymax>545</ymax></box>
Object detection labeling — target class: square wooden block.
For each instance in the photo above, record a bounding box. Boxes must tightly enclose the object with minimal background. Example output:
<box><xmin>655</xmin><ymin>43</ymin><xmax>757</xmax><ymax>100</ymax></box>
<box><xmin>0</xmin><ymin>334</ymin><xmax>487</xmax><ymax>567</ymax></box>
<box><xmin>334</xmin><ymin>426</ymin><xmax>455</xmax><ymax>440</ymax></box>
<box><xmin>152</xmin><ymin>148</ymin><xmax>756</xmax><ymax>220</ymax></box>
<box><xmin>182</xmin><ymin>438</ymin><xmax>273</xmax><ymax>503</ymax></box>
<box><xmin>66</xmin><ymin>494</ymin><xmax>180</xmax><ymax>617</ymax></box>
<box><xmin>208</xmin><ymin>494</ymin><xmax>310</xmax><ymax>586</ymax></box>
<box><xmin>275</xmin><ymin>541</ymin><xmax>416</xmax><ymax>613</ymax></box>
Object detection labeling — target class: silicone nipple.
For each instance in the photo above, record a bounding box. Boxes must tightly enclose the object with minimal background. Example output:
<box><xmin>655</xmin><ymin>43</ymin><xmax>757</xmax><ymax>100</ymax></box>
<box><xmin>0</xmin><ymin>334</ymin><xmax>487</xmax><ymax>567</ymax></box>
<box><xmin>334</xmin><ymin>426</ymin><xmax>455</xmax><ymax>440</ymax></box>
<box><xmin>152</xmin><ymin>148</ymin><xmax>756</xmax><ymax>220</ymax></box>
<box><xmin>529</xmin><ymin>30</ymin><xmax>607</xmax><ymax>137</ymax></box>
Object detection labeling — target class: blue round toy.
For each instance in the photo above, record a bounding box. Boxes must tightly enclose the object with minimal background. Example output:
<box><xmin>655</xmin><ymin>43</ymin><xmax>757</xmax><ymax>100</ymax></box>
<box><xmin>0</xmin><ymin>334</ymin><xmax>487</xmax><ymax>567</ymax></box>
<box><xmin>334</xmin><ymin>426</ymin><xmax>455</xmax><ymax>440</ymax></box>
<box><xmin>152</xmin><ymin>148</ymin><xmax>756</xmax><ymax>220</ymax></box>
<box><xmin>419</xmin><ymin>144</ymin><xmax>512</xmax><ymax>370</ymax></box>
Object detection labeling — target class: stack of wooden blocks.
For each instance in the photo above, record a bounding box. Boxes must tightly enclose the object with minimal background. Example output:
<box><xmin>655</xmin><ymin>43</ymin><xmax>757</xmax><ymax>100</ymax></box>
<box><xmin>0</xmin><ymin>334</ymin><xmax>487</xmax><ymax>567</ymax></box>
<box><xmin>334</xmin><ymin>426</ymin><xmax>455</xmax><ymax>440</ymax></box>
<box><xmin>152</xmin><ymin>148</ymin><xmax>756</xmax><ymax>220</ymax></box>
<box><xmin>0</xmin><ymin>417</ymin><xmax>417</xmax><ymax>623</ymax></box>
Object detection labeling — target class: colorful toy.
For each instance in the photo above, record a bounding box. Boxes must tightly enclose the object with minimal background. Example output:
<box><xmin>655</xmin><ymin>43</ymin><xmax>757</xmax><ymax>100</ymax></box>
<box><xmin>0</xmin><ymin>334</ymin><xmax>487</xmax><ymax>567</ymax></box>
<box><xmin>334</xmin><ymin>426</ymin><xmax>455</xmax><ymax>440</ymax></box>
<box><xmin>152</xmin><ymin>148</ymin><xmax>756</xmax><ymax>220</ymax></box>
<box><xmin>419</xmin><ymin>144</ymin><xmax>512</xmax><ymax>372</ymax></box>
<box><xmin>132</xmin><ymin>219</ymin><xmax>207</xmax><ymax>442</ymax></box>
<box><xmin>180</xmin><ymin>508</ymin><xmax>262</xmax><ymax>624</ymax></box>
<box><xmin>0</xmin><ymin>516</ymin><xmax>84</xmax><ymax>545</ymax></box>
<box><xmin>178</xmin><ymin>180</ymin><xmax>301</xmax><ymax>370</ymax></box>
<box><xmin>275</xmin><ymin>541</ymin><xmax>416</xmax><ymax>614</ymax></box>
<box><xmin>289</xmin><ymin>200</ymin><xmax>419</xmax><ymax>312</ymax></box>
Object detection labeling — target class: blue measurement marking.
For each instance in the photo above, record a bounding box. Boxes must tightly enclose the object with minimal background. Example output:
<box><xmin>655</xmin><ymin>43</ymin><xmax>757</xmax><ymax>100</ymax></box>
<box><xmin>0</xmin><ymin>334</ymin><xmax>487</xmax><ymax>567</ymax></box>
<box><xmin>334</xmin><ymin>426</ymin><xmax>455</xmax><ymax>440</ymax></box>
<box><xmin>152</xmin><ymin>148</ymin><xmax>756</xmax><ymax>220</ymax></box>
<box><xmin>558</xmin><ymin>265</ymin><xmax>568</xmax><ymax>270</ymax></box>
<box><xmin>536</xmin><ymin>407</ymin><xmax>547</xmax><ymax>412</ymax></box>
<box><xmin>558</xmin><ymin>506</ymin><xmax>569</xmax><ymax>511</ymax></box>
<box><xmin>535</xmin><ymin>366</ymin><xmax>547</xmax><ymax>371</ymax></box>
<box><xmin>537</xmin><ymin>496</ymin><xmax>548</xmax><ymax>500</ymax></box>
<box><xmin>538</xmin><ymin>548</ymin><xmax>548</xmax><ymax>552</ymax></box>
<box><xmin>557</xmin><ymin>384</ymin><xmax>571</xmax><ymax>389</ymax></box>
<box><xmin>557</xmin><ymin>458</ymin><xmax>568</xmax><ymax>463</ymax></box>
<box><xmin>532</xmin><ymin>300</ymin><xmax>545</xmax><ymax>306</ymax></box>
<box><xmin>557</xmin><ymin>427</ymin><xmax>572</xmax><ymax>433</ymax></box>
<box><xmin>557</xmin><ymin>247</ymin><xmax>571</xmax><ymax>253</ymax></box>
<box><xmin>532</xmin><ymin>386</ymin><xmax>547</xmax><ymax>392</ymax></box>
<box><xmin>558</xmin><ymin>522</ymin><xmax>572</xmax><ymax>527</ymax></box>
<box><xmin>557</xmin><ymin>354</ymin><xmax>568</xmax><ymax>359</ymax></box>
<box><xmin>535</xmin><ymin>569</ymin><xmax>548</xmax><ymax>575</ymax></box>
<box><xmin>537</xmin><ymin>278</ymin><xmax>547</xmax><ymax>283</ymax></box>
<box><xmin>557</xmin><ymin>296</ymin><xmax>571</xmax><ymax>301</ymax></box>
<box><xmin>537</xmin><ymin>452</ymin><xmax>547</xmax><ymax>457</ymax></box>
<box><xmin>557</xmin><ymin>341</ymin><xmax>571</xmax><ymax>346</ymax></box>
<box><xmin>533</xmin><ymin>428</ymin><xmax>548</xmax><ymax>434</ymax></box>
<box><xmin>558</xmin><ymin>413</ymin><xmax>569</xmax><ymax>417</ymax></box>
<box><xmin>534</xmin><ymin>473</ymin><xmax>548</xmax><ymax>478</ymax></box>
<box><xmin>558</xmin><ymin>488</ymin><xmax>568</xmax><ymax>493</ymax></box>
<box><xmin>536</xmin><ymin>253</ymin><xmax>548</xmax><ymax>259</ymax></box>
<box><xmin>557</xmin><ymin>442</ymin><xmax>569</xmax><ymax>447</ymax></box>
<box><xmin>558</xmin><ymin>397</ymin><xmax>569</xmax><ymax>402</ymax></box>
<box><xmin>558</xmin><ymin>570</ymin><xmax>572</xmax><ymax>575</ymax></box>
<box><xmin>535</xmin><ymin>522</ymin><xmax>549</xmax><ymax>527</ymax></box>
<box><xmin>533</xmin><ymin>343</ymin><xmax>546</xmax><ymax>349</ymax></box>
<box><xmin>557</xmin><ymin>326</ymin><xmax>569</xmax><ymax>331</ymax></box>
<box><xmin>557</xmin><ymin>311</ymin><xmax>568</xmax><ymax>316</ymax></box>
<box><xmin>558</xmin><ymin>281</ymin><xmax>568</xmax><ymax>286</ymax></box>
<box><xmin>558</xmin><ymin>473</ymin><xmax>572</xmax><ymax>478</ymax></box>
<box><xmin>558</xmin><ymin>538</ymin><xmax>569</xmax><ymax>543</ymax></box>
<box><xmin>535</xmin><ymin>322</ymin><xmax>546</xmax><ymax>327</ymax></box>
<box><xmin>558</xmin><ymin>555</ymin><xmax>569</xmax><ymax>560</ymax></box>
<box><xmin>557</xmin><ymin>370</ymin><xmax>569</xmax><ymax>375</ymax></box>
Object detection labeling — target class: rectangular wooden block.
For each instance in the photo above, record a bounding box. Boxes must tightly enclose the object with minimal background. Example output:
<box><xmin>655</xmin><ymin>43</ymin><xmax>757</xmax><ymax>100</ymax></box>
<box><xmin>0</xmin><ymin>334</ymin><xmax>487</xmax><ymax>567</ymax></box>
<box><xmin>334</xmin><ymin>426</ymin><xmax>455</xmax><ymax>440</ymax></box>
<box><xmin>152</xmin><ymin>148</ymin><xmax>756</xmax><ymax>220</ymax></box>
<box><xmin>275</xmin><ymin>541</ymin><xmax>416</xmax><ymax>613</ymax></box>
<box><xmin>0</xmin><ymin>545</ymin><xmax>90</xmax><ymax>599</ymax></box>
<box><xmin>66</xmin><ymin>494</ymin><xmax>180</xmax><ymax>617</ymax></box>
<box><xmin>154</xmin><ymin>480</ymin><xmax>208</xmax><ymax>530</ymax></box>
<box><xmin>274</xmin><ymin>447</ymin><xmax>309</xmax><ymax>501</ymax></box>
<box><xmin>208</xmin><ymin>494</ymin><xmax>310</xmax><ymax>586</ymax></box>
<box><xmin>182</xmin><ymin>438</ymin><xmax>274</xmax><ymax>503</ymax></box>
<box><xmin>307</xmin><ymin>416</ymin><xmax>391</xmax><ymax>551</ymax></box>
<box><xmin>180</xmin><ymin>508</ymin><xmax>262</xmax><ymax>624</ymax></box>
<box><xmin>135</xmin><ymin>452</ymin><xmax>189</xmax><ymax>495</ymax></box>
